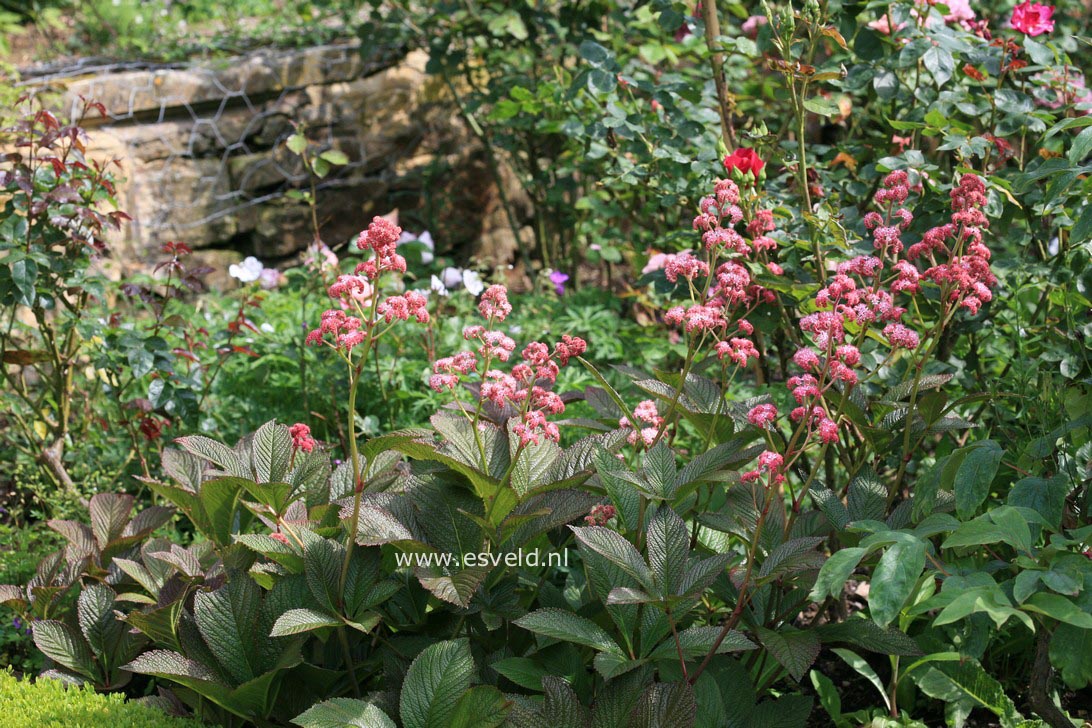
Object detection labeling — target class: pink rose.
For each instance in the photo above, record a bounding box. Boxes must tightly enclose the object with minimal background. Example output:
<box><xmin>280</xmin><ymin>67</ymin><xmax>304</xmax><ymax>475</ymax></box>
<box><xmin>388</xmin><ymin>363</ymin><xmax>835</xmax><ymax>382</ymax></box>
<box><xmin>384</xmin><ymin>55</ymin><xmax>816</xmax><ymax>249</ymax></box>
<box><xmin>1010</xmin><ymin>1</ymin><xmax>1054</xmax><ymax>36</ymax></box>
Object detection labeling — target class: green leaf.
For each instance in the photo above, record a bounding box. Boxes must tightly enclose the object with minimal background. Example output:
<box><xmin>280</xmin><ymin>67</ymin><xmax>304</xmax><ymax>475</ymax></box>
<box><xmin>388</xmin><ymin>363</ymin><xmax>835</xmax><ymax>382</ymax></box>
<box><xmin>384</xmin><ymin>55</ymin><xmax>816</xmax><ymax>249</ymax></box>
<box><xmin>869</xmin><ymin>539</ymin><xmax>926</xmax><ymax>627</ymax></box>
<box><xmin>643</xmin><ymin>443</ymin><xmax>677</xmax><ymax>500</ymax></box>
<box><xmin>809</xmin><ymin>671</ymin><xmax>843</xmax><ymax>725</ymax></box>
<box><xmin>199</xmin><ymin>477</ymin><xmax>249</xmax><ymax>546</ymax></box>
<box><xmin>542</xmin><ymin>676</ymin><xmax>591</xmax><ymax>728</ymax></box>
<box><xmin>578</xmin><ymin>40</ymin><xmax>611</xmax><ymax>67</ymax></box>
<box><xmin>10</xmin><ymin>257</ymin><xmax>37</xmax><ymax>306</ymax></box>
<box><xmin>194</xmin><ymin>579</ymin><xmax>264</xmax><ymax>684</ymax></box>
<box><xmin>33</xmin><ymin>620</ymin><xmax>96</xmax><ymax>680</ymax></box>
<box><xmin>1008</xmin><ymin>475</ymin><xmax>1068</xmax><ymax>530</ymax></box>
<box><xmin>923</xmin><ymin>45</ymin><xmax>954</xmax><ymax>87</ymax></box>
<box><xmin>491</xmin><ymin>657</ymin><xmax>548</xmax><ymax>691</ymax></box>
<box><xmin>810</xmin><ymin>547</ymin><xmax>866</xmax><ymax>601</ymax></box>
<box><xmin>1070</xmin><ymin>125</ymin><xmax>1092</xmax><ymax>165</ymax></box>
<box><xmin>591</xmin><ymin>670</ymin><xmax>648</xmax><ymax>728</ymax></box>
<box><xmin>1073</xmin><ymin>203</ymin><xmax>1092</xmax><ymax>244</ymax></box>
<box><xmin>89</xmin><ymin>493</ymin><xmax>134</xmax><ymax>548</ymax></box>
<box><xmin>953</xmin><ymin>441</ymin><xmax>1003</xmax><ymax>518</ymax></box>
<box><xmin>831</xmin><ymin>649</ymin><xmax>889</xmax><ymax>710</ymax></box>
<box><xmin>803</xmin><ymin>98</ymin><xmax>841</xmax><ymax>118</ymax></box>
<box><xmin>286</xmin><ymin>134</ymin><xmax>308</xmax><ymax>155</ymax></box>
<box><xmin>928</xmin><ymin>659</ymin><xmax>1022</xmax><ymax>723</ymax></box>
<box><xmin>1050</xmin><ymin>623</ymin><xmax>1092</xmax><ymax>690</ymax></box>
<box><xmin>77</xmin><ymin>583</ymin><xmax>125</xmax><ymax>666</ymax></box>
<box><xmin>252</xmin><ymin>420</ymin><xmax>292</xmax><ymax>484</ymax></box>
<box><xmin>515</xmin><ymin>609</ymin><xmax>624</xmax><ymax>655</ymax></box>
<box><xmin>399</xmin><ymin>639</ymin><xmax>476</xmax><ymax>728</ymax></box>
<box><xmin>125</xmin><ymin>648</ymin><xmax>223</xmax><ymax>687</ymax></box>
<box><xmin>174</xmin><ymin>436</ymin><xmax>249</xmax><ymax>477</ymax></box>
<box><xmin>647</xmin><ymin>506</ymin><xmax>688</xmax><ymax>594</ymax></box>
<box><xmin>449</xmin><ymin>685</ymin><xmax>510</xmax><ymax>728</ymax></box>
<box><xmin>630</xmin><ymin>682</ymin><xmax>696</xmax><ymax>728</ymax></box>
<box><xmin>270</xmin><ymin>608</ymin><xmax>341</xmax><ymax>636</ymax></box>
<box><xmin>816</xmin><ymin>619</ymin><xmax>922</xmax><ymax>656</ymax></box>
<box><xmin>755</xmin><ymin>627</ymin><xmax>820</xmax><ymax>681</ymax></box>
<box><xmin>648</xmin><ymin>626</ymin><xmax>755</xmax><ymax>660</ymax></box>
<box><xmin>293</xmin><ymin>698</ymin><xmax>397</xmax><ymax>728</ymax></box>
<box><xmin>1023</xmin><ymin>593</ymin><xmax>1092</xmax><ymax>628</ymax></box>
<box><xmin>570</xmin><ymin>526</ymin><xmax>654</xmax><ymax>590</ymax></box>
<box><xmin>847</xmin><ymin>468</ymin><xmax>886</xmax><ymax>522</ymax></box>
<box><xmin>319</xmin><ymin>149</ymin><xmax>350</xmax><ymax>166</ymax></box>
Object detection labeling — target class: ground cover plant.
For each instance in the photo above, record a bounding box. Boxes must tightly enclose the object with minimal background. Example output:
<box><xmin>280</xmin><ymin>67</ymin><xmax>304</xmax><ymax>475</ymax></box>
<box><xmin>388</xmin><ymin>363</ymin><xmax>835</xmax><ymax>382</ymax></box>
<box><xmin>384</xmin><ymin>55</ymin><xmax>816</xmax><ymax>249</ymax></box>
<box><xmin>1</xmin><ymin>0</ymin><xmax>1091</xmax><ymax>726</ymax></box>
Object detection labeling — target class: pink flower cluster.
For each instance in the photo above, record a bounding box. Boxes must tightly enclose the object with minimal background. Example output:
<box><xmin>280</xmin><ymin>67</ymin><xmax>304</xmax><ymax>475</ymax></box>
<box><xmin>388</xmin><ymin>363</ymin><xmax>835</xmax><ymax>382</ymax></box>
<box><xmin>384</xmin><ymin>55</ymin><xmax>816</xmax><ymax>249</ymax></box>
<box><xmin>661</xmin><ymin>178</ymin><xmax>781</xmax><ymax>365</ymax></box>
<box><xmin>908</xmin><ymin>174</ymin><xmax>996</xmax><ymax>315</ymax></box>
<box><xmin>619</xmin><ymin>399</ymin><xmax>665</xmax><ymax>447</ymax></box>
<box><xmin>428</xmin><ymin>284</ymin><xmax>586</xmax><ymax>447</ymax></box>
<box><xmin>584</xmin><ymin>503</ymin><xmax>617</xmax><ymax>526</ymax></box>
<box><xmin>289</xmin><ymin>423</ymin><xmax>315</xmax><ymax>453</ymax></box>
<box><xmin>305</xmin><ymin>217</ymin><xmax>431</xmax><ymax>353</ymax></box>
<box><xmin>781</xmin><ymin>171</ymin><xmax>928</xmax><ymax>448</ymax></box>
<box><xmin>742</xmin><ymin>449</ymin><xmax>785</xmax><ymax>486</ymax></box>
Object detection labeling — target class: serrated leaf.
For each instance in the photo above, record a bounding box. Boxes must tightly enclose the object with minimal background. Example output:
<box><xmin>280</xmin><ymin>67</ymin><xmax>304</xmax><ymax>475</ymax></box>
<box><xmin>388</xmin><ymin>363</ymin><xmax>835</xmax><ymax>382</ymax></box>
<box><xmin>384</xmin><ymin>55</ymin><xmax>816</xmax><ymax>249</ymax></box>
<box><xmin>570</xmin><ymin>526</ymin><xmax>653</xmax><ymax>591</ymax></box>
<box><xmin>648</xmin><ymin>626</ymin><xmax>755</xmax><ymax>660</ymax></box>
<box><xmin>448</xmin><ymin>685</ymin><xmax>510</xmax><ymax>728</ymax></box>
<box><xmin>758</xmin><ymin>537</ymin><xmax>825</xmax><ymax>581</ymax></box>
<box><xmin>77</xmin><ymin>583</ymin><xmax>122</xmax><ymax>658</ymax></box>
<box><xmin>293</xmin><ymin>698</ymin><xmax>397</xmax><ymax>728</ymax></box>
<box><xmin>252</xmin><ymin>420</ymin><xmax>293</xmax><ymax>484</ymax></box>
<box><xmin>270</xmin><ymin>608</ymin><xmax>341</xmax><ymax>636</ymax></box>
<box><xmin>515</xmin><ymin>608</ymin><xmax>624</xmax><ymax>655</ymax></box>
<box><xmin>630</xmin><ymin>681</ymin><xmax>696</xmax><ymax>728</ymax></box>
<box><xmin>815</xmin><ymin>619</ymin><xmax>922</xmax><ymax>656</ymax></box>
<box><xmin>175</xmin><ymin>435</ymin><xmax>249</xmax><ymax>477</ymax></box>
<box><xmin>647</xmin><ymin>507</ymin><xmax>688</xmax><ymax>594</ymax></box>
<box><xmin>847</xmin><ymin>468</ymin><xmax>886</xmax><ymax>522</ymax></box>
<box><xmin>414</xmin><ymin>565</ymin><xmax>488</xmax><ymax>608</ymax></box>
<box><xmin>33</xmin><ymin>620</ymin><xmax>96</xmax><ymax>679</ymax></box>
<box><xmin>755</xmin><ymin>628</ymin><xmax>820</xmax><ymax>681</ymax></box>
<box><xmin>541</xmin><ymin>676</ymin><xmax>591</xmax><ymax>728</ymax></box>
<box><xmin>195</xmin><ymin>579</ymin><xmax>264</xmax><ymax>684</ymax></box>
<box><xmin>89</xmin><ymin>493</ymin><xmax>134</xmax><ymax>548</ymax></box>
<box><xmin>399</xmin><ymin>639</ymin><xmax>475</xmax><ymax>728</ymax></box>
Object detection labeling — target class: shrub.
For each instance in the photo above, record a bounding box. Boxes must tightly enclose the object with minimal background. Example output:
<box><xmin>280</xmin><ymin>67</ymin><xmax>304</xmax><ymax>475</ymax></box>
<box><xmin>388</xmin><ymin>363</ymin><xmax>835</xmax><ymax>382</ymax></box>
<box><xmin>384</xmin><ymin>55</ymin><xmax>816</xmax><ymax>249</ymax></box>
<box><xmin>2</xmin><ymin>0</ymin><xmax>1091</xmax><ymax>726</ymax></box>
<box><xmin>0</xmin><ymin>668</ymin><xmax>202</xmax><ymax>728</ymax></box>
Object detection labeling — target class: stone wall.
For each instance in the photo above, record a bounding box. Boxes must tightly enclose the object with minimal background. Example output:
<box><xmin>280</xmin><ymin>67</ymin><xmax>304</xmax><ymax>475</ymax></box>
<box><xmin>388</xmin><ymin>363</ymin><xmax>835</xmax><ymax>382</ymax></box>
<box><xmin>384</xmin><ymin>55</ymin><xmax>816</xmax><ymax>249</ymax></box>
<box><xmin>21</xmin><ymin>43</ymin><xmax>526</xmax><ymax>282</ymax></box>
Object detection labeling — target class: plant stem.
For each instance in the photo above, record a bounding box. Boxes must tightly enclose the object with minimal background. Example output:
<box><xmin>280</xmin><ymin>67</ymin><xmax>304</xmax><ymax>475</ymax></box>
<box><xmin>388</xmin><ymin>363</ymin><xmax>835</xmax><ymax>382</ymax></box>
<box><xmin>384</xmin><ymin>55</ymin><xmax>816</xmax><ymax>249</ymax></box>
<box><xmin>701</xmin><ymin>0</ymin><xmax>736</xmax><ymax>149</ymax></box>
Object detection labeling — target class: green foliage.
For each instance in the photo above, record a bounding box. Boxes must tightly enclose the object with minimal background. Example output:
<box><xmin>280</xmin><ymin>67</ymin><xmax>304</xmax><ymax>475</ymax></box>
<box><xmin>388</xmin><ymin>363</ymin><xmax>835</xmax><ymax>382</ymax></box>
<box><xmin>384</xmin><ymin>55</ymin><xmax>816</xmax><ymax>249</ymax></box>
<box><xmin>0</xmin><ymin>667</ymin><xmax>202</xmax><ymax>727</ymax></box>
<box><xmin>4</xmin><ymin>0</ymin><xmax>1092</xmax><ymax>726</ymax></box>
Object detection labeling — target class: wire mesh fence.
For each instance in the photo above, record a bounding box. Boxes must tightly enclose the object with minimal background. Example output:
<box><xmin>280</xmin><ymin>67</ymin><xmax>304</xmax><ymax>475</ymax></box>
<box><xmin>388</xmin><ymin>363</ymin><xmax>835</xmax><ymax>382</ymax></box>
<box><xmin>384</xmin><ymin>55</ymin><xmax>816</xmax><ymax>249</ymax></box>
<box><xmin>16</xmin><ymin>42</ymin><xmax>418</xmax><ymax>256</ymax></box>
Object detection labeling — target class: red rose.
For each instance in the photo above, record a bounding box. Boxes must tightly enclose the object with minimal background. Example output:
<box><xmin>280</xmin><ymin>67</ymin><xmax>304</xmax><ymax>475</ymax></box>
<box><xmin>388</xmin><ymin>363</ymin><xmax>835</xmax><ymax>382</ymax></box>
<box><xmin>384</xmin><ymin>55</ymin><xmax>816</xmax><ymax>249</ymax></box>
<box><xmin>722</xmin><ymin>147</ymin><xmax>765</xmax><ymax>179</ymax></box>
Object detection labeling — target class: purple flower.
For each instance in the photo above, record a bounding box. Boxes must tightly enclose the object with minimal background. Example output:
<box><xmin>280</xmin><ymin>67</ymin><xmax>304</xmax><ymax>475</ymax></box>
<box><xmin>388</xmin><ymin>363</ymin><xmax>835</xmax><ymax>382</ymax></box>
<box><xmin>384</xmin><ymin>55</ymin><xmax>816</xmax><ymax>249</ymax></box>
<box><xmin>550</xmin><ymin>270</ymin><xmax>569</xmax><ymax>295</ymax></box>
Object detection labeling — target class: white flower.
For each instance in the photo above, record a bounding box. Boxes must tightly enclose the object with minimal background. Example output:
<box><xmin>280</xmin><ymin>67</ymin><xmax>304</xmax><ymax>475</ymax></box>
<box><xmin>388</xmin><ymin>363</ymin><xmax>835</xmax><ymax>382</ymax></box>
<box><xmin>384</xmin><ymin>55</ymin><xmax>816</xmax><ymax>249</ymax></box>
<box><xmin>441</xmin><ymin>266</ymin><xmax>463</xmax><ymax>290</ymax></box>
<box><xmin>430</xmin><ymin>275</ymin><xmax>449</xmax><ymax>297</ymax></box>
<box><xmin>260</xmin><ymin>323</ymin><xmax>275</xmax><ymax>334</ymax></box>
<box><xmin>229</xmin><ymin>256</ymin><xmax>263</xmax><ymax>283</ymax></box>
<box><xmin>462</xmin><ymin>270</ymin><xmax>485</xmax><ymax>296</ymax></box>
